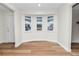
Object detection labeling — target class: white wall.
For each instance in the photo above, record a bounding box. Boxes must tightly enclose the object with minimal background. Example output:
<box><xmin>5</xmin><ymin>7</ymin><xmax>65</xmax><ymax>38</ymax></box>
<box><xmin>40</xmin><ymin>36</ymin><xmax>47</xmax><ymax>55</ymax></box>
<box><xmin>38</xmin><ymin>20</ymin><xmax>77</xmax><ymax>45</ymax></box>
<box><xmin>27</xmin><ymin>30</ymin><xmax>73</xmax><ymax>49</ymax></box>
<box><xmin>14</xmin><ymin>10</ymin><xmax>22</xmax><ymax>47</ymax></box>
<box><xmin>72</xmin><ymin>6</ymin><xmax>79</xmax><ymax>43</ymax></box>
<box><xmin>0</xmin><ymin>9</ymin><xmax>5</xmax><ymax>43</ymax></box>
<box><xmin>21</xmin><ymin>10</ymin><xmax>58</xmax><ymax>42</ymax></box>
<box><xmin>58</xmin><ymin>4</ymin><xmax>72</xmax><ymax>52</ymax></box>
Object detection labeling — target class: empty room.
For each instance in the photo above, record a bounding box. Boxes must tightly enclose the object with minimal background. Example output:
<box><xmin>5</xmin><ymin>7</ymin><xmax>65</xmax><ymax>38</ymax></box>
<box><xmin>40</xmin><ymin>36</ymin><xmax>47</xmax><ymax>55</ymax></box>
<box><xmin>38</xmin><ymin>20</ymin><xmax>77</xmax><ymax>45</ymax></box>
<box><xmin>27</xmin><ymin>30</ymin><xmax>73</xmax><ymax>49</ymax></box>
<box><xmin>0</xmin><ymin>3</ymin><xmax>79</xmax><ymax>56</ymax></box>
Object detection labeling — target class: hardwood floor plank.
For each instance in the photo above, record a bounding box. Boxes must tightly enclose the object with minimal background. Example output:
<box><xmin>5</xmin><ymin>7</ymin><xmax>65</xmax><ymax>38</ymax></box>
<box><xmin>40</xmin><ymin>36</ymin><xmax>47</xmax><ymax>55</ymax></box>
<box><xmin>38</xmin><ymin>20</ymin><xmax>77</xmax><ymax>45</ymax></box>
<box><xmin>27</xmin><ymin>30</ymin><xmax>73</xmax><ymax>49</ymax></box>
<box><xmin>71</xmin><ymin>43</ymin><xmax>79</xmax><ymax>56</ymax></box>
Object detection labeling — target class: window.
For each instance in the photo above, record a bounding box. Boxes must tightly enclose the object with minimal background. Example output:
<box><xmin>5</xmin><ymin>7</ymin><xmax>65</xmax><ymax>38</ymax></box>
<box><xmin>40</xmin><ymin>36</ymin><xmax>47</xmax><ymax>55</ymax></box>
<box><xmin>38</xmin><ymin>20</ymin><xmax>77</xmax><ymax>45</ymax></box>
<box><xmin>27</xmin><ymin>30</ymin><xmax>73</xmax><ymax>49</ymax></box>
<box><xmin>25</xmin><ymin>16</ymin><xmax>31</xmax><ymax>31</ymax></box>
<box><xmin>37</xmin><ymin>24</ymin><xmax>42</xmax><ymax>30</ymax></box>
<box><xmin>47</xmin><ymin>16</ymin><xmax>54</xmax><ymax>31</ymax></box>
<box><xmin>24</xmin><ymin>16</ymin><xmax>54</xmax><ymax>31</ymax></box>
<box><xmin>37</xmin><ymin>17</ymin><xmax>42</xmax><ymax>31</ymax></box>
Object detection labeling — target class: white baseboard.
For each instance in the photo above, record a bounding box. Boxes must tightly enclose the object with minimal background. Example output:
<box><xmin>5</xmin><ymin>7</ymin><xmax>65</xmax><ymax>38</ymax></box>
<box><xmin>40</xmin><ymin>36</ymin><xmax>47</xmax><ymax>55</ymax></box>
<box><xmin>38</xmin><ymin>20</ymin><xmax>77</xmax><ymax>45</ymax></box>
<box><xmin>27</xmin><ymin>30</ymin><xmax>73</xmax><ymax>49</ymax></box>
<box><xmin>0</xmin><ymin>41</ymin><xmax>3</xmax><ymax>44</ymax></box>
<box><xmin>2</xmin><ymin>40</ymin><xmax>15</xmax><ymax>43</ymax></box>
<box><xmin>22</xmin><ymin>39</ymin><xmax>57</xmax><ymax>43</ymax></box>
<box><xmin>72</xmin><ymin>41</ymin><xmax>79</xmax><ymax>43</ymax></box>
<box><xmin>0</xmin><ymin>41</ymin><xmax>14</xmax><ymax>44</ymax></box>
<box><xmin>15</xmin><ymin>39</ymin><xmax>57</xmax><ymax>48</ymax></box>
<box><xmin>57</xmin><ymin>41</ymin><xmax>71</xmax><ymax>52</ymax></box>
<box><xmin>15</xmin><ymin>41</ymin><xmax>22</xmax><ymax>48</ymax></box>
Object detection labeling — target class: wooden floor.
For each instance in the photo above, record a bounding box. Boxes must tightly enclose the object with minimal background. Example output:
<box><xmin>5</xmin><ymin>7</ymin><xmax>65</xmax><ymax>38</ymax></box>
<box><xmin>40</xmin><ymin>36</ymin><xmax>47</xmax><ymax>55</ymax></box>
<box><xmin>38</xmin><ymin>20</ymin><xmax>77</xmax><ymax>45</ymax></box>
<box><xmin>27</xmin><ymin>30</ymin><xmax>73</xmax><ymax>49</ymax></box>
<box><xmin>71</xmin><ymin>43</ymin><xmax>79</xmax><ymax>56</ymax></box>
<box><xmin>0</xmin><ymin>41</ymin><xmax>72</xmax><ymax>56</ymax></box>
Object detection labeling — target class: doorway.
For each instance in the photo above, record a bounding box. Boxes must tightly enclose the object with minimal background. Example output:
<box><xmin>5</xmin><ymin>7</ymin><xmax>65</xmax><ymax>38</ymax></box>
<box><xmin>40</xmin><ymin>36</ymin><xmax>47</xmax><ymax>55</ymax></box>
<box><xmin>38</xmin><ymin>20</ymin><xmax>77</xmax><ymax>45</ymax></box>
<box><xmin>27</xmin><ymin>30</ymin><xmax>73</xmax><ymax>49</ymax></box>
<box><xmin>0</xmin><ymin>4</ymin><xmax>15</xmax><ymax>44</ymax></box>
<box><xmin>71</xmin><ymin>3</ymin><xmax>79</xmax><ymax>55</ymax></box>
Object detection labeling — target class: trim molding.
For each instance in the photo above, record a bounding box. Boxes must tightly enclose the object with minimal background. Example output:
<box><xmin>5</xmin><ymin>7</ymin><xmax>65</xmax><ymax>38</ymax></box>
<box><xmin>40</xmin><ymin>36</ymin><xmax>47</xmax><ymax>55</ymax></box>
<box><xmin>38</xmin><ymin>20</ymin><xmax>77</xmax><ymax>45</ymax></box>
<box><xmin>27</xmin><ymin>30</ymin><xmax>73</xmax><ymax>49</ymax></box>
<box><xmin>22</xmin><ymin>39</ymin><xmax>57</xmax><ymax>43</ymax></box>
<box><xmin>72</xmin><ymin>3</ymin><xmax>79</xmax><ymax>8</ymax></box>
<box><xmin>15</xmin><ymin>41</ymin><xmax>22</xmax><ymax>47</ymax></box>
<box><xmin>15</xmin><ymin>39</ymin><xmax>57</xmax><ymax>47</ymax></box>
<box><xmin>58</xmin><ymin>41</ymin><xmax>71</xmax><ymax>52</ymax></box>
<box><xmin>72</xmin><ymin>41</ymin><xmax>79</xmax><ymax>43</ymax></box>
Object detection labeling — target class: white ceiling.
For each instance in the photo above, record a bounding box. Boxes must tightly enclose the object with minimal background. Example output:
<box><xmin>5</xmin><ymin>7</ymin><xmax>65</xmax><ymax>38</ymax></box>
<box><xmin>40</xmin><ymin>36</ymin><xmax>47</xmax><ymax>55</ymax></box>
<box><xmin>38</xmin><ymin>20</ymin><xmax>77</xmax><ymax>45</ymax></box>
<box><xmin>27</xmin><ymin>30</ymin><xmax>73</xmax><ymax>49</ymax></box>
<box><xmin>10</xmin><ymin>3</ymin><xmax>64</xmax><ymax>11</ymax></box>
<box><xmin>0</xmin><ymin>4</ymin><xmax>13</xmax><ymax>12</ymax></box>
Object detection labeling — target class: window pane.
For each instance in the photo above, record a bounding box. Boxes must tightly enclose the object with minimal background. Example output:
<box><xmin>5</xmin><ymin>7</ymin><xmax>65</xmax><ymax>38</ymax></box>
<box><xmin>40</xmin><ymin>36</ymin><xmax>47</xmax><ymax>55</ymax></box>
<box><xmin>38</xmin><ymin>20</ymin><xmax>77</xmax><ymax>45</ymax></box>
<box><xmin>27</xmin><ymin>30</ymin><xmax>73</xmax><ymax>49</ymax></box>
<box><xmin>25</xmin><ymin>24</ymin><xmax>31</xmax><ymax>31</ymax></box>
<box><xmin>37</xmin><ymin>24</ymin><xmax>42</xmax><ymax>31</ymax></box>
<box><xmin>25</xmin><ymin>16</ymin><xmax>31</xmax><ymax>31</ymax></box>
<box><xmin>37</xmin><ymin>17</ymin><xmax>42</xmax><ymax>22</ymax></box>
<box><xmin>25</xmin><ymin>16</ymin><xmax>31</xmax><ymax>22</ymax></box>
<box><xmin>47</xmin><ymin>16</ymin><xmax>53</xmax><ymax>31</ymax></box>
<box><xmin>48</xmin><ymin>24</ymin><xmax>53</xmax><ymax>31</ymax></box>
<box><xmin>48</xmin><ymin>16</ymin><xmax>53</xmax><ymax>22</ymax></box>
<box><xmin>37</xmin><ymin>17</ymin><xmax>42</xmax><ymax>31</ymax></box>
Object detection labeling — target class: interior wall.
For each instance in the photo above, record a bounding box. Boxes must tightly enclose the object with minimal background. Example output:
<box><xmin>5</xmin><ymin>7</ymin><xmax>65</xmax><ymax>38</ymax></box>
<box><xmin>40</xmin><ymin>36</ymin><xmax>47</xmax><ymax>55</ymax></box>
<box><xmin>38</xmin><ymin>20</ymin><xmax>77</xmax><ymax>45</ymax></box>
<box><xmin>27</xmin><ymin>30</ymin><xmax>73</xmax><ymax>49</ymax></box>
<box><xmin>72</xmin><ymin>5</ymin><xmax>79</xmax><ymax>43</ymax></box>
<box><xmin>58</xmin><ymin>4</ymin><xmax>72</xmax><ymax>52</ymax></box>
<box><xmin>21</xmin><ymin>10</ymin><xmax>58</xmax><ymax>42</ymax></box>
<box><xmin>0</xmin><ymin>9</ymin><xmax>5</xmax><ymax>43</ymax></box>
<box><xmin>14</xmin><ymin>10</ymin><xmax>22</xmax><ymax>47</ymax></box>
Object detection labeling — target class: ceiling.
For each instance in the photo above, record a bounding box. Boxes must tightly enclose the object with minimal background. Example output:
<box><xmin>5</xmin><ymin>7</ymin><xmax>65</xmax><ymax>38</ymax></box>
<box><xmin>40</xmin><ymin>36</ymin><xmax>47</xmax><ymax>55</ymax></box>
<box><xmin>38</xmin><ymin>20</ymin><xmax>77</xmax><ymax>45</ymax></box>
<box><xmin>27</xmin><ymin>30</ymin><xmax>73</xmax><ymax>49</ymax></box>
<box><xmin>10</xmin><ymin>3</ymin><xmax>64</xmax><ymax>11</ymax></box>
<box><xmin>0</xmin><ymin>3</ymin><xmax>13</xmax><ymax>12</ymax></box>
<box><xmin>0</xmin><ymin>4</ymin><xmax>9</xmax><ymax>12</ymax></box>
